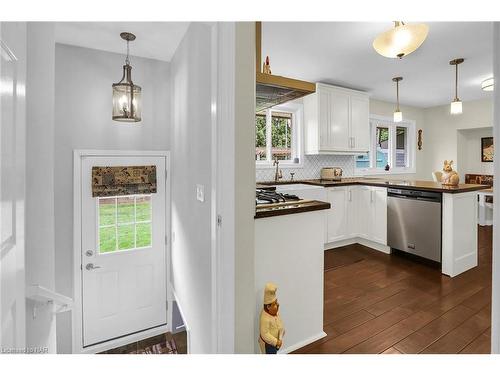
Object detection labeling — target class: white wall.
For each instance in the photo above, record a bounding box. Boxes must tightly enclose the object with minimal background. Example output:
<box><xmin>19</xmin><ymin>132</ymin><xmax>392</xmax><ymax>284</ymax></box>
<box><xmin>422</xmin><ymin>98</ymin><xmax>493</xmax><ymax>178</ymax></box>
<box><xmin>54</xmin><ymin>43</ymin><xmax>170</xmax><ymax>353</ymax></box>
<box><xmin>170</xmin><ymin>23</ymin><xmax>215</xmax><ymax>354</ymax></box>
<box><xmin>25</xmin><ymin>22</ymin><xmax>57</xmax><ymax>352</ymax></box>
<box><xmin>457</xmin><ymin>127</ymin><xmax>494</xmax><ymax>180</ymax></box>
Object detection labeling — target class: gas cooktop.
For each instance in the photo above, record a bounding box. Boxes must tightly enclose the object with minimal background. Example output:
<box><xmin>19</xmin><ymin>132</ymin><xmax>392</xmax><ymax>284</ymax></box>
<box><xmin>256</xmin><ymin>189</ymin><xmax>301</xmax><ymax>205</ymax></box>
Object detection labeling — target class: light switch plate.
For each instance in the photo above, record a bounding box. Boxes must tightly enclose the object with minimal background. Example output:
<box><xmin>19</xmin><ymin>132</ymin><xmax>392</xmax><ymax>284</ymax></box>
<box><xmin>196</xmin><ymin>184</ymin><xmax>205</xmax><ymax>202</ymax></box>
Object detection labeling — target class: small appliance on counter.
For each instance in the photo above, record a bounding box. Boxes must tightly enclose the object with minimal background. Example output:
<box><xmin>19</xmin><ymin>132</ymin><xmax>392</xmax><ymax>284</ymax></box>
<box><xmin>320</xmin><ymin>167</ymin><xmax>343</xmax><ymax>181</ymax></box>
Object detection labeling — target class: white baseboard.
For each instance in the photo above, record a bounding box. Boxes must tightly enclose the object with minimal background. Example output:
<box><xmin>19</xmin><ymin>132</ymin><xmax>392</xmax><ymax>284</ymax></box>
<box><xmin>325</xmin><ymin>237</ymin><xmax>390</xmax><ymax>254</ymax></box>
<box><xmin>280</xmin><ymin>331</ymin><xmax>327</xmax><ymax>354</ymax></box>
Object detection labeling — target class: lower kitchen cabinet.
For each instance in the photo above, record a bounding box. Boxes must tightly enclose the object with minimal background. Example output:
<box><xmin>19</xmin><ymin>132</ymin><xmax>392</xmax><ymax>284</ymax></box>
<box><xmin>325</xmin><ymin>185</ymin><xmax>387</xmax><ymax>247</ymax></box>
<box><xmin>326</xmin><ymin>187</ymin><xmax>349</xmax><ymax>242</ymax></box>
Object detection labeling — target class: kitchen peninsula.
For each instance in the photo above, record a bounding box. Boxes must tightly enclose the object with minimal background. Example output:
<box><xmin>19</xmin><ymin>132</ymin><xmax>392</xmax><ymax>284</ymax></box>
<box><xmin>259</xmin><ymin>178</ymin><xmax>489</xmax><ymax>278</ymax></box>
<box><xmin>254</xmin><ymin>189</ymin><xmax>330</xmax><ymax>353</ymax></box>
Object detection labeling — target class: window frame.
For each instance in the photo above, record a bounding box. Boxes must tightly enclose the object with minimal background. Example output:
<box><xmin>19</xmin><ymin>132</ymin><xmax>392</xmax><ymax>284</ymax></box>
<box><xmin>355</xmin><ymin>115</ymin><xmax>416</xmax><ymax>176</ymax></box>
<box><xmin>255</xmin><ymin>103</ymin><xmax>304</xmax><ymax>169</ymax></box>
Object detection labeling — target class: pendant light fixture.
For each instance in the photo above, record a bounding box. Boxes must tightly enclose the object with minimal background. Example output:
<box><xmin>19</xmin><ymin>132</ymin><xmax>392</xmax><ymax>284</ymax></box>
<box><xmin>112</xmin><ymin>32</ymin><xmax>142</xmax><ymax>122</ymax></box>
<box><xmin>481</xmin><ymin>77</ymin><xmax>494</xmax><ymax>91</ymax></box>
<box><xmin>450</xmin><ymin>58</ymin><xmax>464</xmax><ymax>115</ymax></box>
<box><xmin>373</xmin><ymin>21</ymin><xmax>429</xmax><ymax>59</ymax></box>
<box><xmin>392</xmin><ymin>77</ymin><xmax>403</xmax><ymax>123</ymax></box>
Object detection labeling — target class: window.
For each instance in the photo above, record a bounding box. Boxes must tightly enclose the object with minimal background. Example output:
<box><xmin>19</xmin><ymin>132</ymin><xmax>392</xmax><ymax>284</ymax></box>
<box><xmin>98</xmin><ymin>194</ymin><xmax>152</xmax><ymax>253</ymax></box>
<box><xmin>356</xmin><ymin>117</ymin><xmax>415</xmax><ymax>174</ymax></box>
<box><xmin>255</xmin><ymin>105</ymin><xmax>302</xmax><ymax>167</ymax></box>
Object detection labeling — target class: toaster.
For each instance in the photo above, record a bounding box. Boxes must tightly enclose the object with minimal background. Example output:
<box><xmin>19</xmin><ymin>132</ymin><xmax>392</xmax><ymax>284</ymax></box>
<box><xmin>321</xmin><ymin>167</ymin><xmax>343</xmax><ymax>181</ymax></box>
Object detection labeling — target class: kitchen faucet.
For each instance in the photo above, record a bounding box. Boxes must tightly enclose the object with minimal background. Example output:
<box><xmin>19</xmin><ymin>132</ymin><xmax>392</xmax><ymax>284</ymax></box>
<box><xmin>273</xmin><ymin>158</ymin><xmax>283</xmax><ymax>182</ymax></box>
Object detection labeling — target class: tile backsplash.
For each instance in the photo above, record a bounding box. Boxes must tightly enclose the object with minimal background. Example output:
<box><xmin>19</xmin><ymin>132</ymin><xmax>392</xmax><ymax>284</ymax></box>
<box><xmin>256</xmin><ymin>154</ymin><xmax>356</xmax><ymax>182</ymax></box>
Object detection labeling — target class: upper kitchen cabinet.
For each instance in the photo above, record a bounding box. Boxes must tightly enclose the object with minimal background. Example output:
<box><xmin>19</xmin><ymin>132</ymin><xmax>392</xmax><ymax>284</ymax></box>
<box><xmin>303</xmin><ymin>83</ymin><xmax>369</xmax><ymax>154</ymax></box>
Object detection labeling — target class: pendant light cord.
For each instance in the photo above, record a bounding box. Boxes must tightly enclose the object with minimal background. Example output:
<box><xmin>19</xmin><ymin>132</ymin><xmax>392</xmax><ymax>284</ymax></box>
<box><xmin>396</xmin><ymin>80</ymin><xmax>400</xmax><ymax>111</ymax></box>
<box><xmin>455</xmin><ymin>63</ymin><xmax>459</xmax><ymax>100</ymax></box>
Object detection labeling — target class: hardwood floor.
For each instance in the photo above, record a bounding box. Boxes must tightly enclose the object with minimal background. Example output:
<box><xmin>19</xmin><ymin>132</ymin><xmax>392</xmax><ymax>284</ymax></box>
<box><xmin>293</xmin><ymin>225</ymin><xmax>492</xmax><ymax>354</ymax></box>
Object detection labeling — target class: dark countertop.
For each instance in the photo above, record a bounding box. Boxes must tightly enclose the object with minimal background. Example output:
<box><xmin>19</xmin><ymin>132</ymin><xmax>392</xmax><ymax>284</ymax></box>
<box><xmin>258</xmin><ymin>178</ymin><xmax>490</xmax><ymax>194</ymax></box>
<box><xmin>255</xmin><ymin>200</ymin><xmax>331</xmax><ymax>219</ymax></box>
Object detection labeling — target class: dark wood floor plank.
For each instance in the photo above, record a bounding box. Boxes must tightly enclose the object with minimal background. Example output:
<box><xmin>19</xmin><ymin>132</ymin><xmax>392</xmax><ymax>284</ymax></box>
<box><xmin>308</xmin><ymin>307</ymin><xmax>413</xmax><ymax>354</ymax></box>
<box><xmin>421</xmin><ymin>305</ymin><xmax>491</xmax><ymax>354</ymax></box>
<box><xmin>381</xmin><ymin>347</ymin><xmax>402</xmax><ymax>354</ymax></box>
<box><xmin>460</xmin><ymin>331</ymin><xmax>491</xmax><ymax>354</ymax></box>
<box><xmin>296</xmin><ymin>226</ymin><xmax>492</xmax><ymax>355</ymax></box>
<box><xmin>345</xmin><ymin>310</ymin><xmax>436</xmax><ymax>354</ymax></box>
<box><xmin>393</xmin><ymin>304</ymin><xmax>476</xmax><ymax>353</ymax></box>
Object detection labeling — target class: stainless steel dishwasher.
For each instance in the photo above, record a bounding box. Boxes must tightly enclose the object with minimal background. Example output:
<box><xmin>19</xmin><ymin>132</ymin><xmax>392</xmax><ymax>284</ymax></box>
<box><xmin>387</xmin><ymin>188</ymin><xmax>442</xmax><ymax>263</ymax></box>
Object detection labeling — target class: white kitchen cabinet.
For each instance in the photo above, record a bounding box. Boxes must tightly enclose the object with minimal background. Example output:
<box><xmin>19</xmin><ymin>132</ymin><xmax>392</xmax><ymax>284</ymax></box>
<box><xmin>326</xmin><ymin>186</ymin><xmax>349</xmax><ymax>242</ymax></box>
<box><xmin>303</xmin><ymin>83</ymin><xmax>370</xmax><ymax>154</ymax></box>
<box><xmin>347</xmin><ymin>185</ymin><xmax>371</xmax><ymax>238</ymax></box>
<box><xmin>326</xmin><ymin>185</ymin><xmax>387</xmax><ymax>248</ymax></box>
<box><xmin>368</xmin><ymin>187</ymin><xmax>387</xmax><ymax>245</ymax></box>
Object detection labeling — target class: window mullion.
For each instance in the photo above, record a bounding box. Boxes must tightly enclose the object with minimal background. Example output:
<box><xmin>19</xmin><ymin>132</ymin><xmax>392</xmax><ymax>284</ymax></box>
<box><xmin>389</xmin><ymin>124</ymin><xmax>396</xmax><ymax>169</ymax></box>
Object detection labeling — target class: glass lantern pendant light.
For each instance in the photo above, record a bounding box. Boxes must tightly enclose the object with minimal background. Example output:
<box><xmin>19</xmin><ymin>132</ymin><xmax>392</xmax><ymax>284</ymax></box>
<box><xmin>392</xmin><ymin>76</ymin><xmax>403</xmax><ymax>123</ymax></box>
<box><xmin>112</xmin><ymin>32</ymin><xmax>142</xmax><ymax>122</ymax></box>
<box><xmin>450</xmin><ymin>58</ymin><xmax>464</xmax><ymax>115</ymax></box>
<box><xmin>373</xmin><ymin>21</ymin><xmax>429</xmax><ymax>59</ymax></box>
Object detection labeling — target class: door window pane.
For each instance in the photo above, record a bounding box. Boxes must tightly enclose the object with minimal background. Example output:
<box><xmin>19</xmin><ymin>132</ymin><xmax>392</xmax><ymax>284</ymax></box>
<box><xmin>98</xmin><ymin>194</ymin><xmax>152</xmax><ymax>253</ymax></box>
<box><xmin>118</xmin><ymin>224</ymin><xmax>135</xmax><ymax>250</ymax></box>
<box><xmin>117</xmin><ymin>196</ymin><xmax>135</xmax><ymax>224</ymax></box>
<box><xmin>396</xmin><ymin>126</ymin><xmax>408</xmax><ymax>168</ymax></box>
<box><xmin>376</xmin><ymin>126</ymin><xmax>389</xmax><ymax>169</ymax></box>
<box><xmin>98</xmin><ymin>197</ymin><xmax>116</xmax><ymax>225</ymax></box>
<box><xmin>271</xmin><ymin>111</ymin><xmax>292</xmax><ymax>161</ymax></box>
<box><xmin>136</xmin><ymin>196</ymin><xmax>151</xmax><ymax>222</ymax></box>
<box><xmin>136</xmin><ymin>223</ymin><xmax>152</xmax><ymax>248</ymax></box>
<box><xmin>255</xmin><ymin>113</ymin><xmax>267</xmax><ymax>161</ymax></box>
<box><xmin>99</xmin><ymin>226</ymin><xmax>116</xmax><ymax>253</ymax></box>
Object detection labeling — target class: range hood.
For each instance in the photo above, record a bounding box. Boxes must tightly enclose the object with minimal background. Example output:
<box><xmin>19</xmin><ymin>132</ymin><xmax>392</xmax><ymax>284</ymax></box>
<box><xmin>255</xmin><ymin>22</ymin><xmax>316</xmax><ymax>112</ymax></box>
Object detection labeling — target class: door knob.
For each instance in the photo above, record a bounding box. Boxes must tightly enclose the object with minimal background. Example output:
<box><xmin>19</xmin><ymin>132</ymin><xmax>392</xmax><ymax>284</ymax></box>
<box><xmin>86</xmin><ymin>263</ymin><xmax>101</xmax><ymax>271</ymax></box>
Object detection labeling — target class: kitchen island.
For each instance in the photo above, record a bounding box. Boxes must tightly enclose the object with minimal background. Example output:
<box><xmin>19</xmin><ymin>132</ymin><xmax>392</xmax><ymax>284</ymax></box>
<box><xmin>254</xmin><ymin>193</ymin><xmax>330</xmax><ymax>353</ymax></box>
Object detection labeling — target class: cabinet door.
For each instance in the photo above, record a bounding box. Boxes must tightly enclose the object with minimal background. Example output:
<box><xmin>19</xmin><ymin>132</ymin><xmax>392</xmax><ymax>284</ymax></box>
<box><xmin>326</xmin><ymin>187</ymin><xmax>348</xmax><ymax>243</ymax></box>
<box><xmin>318</xmin><ymin>89</ymin><xmax>331</xmax><ymax>150</ymax></box>
<box><xmin>350</xmin><ymin>95</ymin><xmax>370</xmax><ymax>152</ymax></box>
<box><xmin>328</xmin><ymin>91</ymin><xmax>351</xmax><ymax>151</ymax></box>
<box><xmin>370</xmin><ymin>187</ymin><xmax>387</xmax><ymax>245</ymax></box>
<box><xmin>348</xmin><ymin>186</ymin><xmax>370</xmax><ymax>238</ymax></box>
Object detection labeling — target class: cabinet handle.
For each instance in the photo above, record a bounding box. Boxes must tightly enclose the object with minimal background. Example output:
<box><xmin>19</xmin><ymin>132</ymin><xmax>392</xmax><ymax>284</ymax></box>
<box><xmin>370</xmin><ymin>190</ymin><xmax>374</xmax><ymax>203</ymax></box>
<box><xmin>352</xmin><ymin>137</ymin><xmax>355</xmax><ymax>148</ymax></box>
<box><xmin>348</xmin><ymin>190</ymin><xmax>352</xmax><ymax>202</ymax></box>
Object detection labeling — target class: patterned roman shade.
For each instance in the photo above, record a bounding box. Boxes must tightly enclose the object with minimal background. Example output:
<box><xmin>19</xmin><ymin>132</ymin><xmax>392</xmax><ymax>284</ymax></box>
<box><xmin>92</xmin><ymin>165</ymin><xmax>157</xmax><ymax>197</ymax></box>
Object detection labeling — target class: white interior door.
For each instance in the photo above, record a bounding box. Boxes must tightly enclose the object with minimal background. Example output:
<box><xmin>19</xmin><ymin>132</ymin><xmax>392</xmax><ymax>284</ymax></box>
<box><xmin>0</xmin><ymin>22</ymin><xmax>26</xmax><ymax>350</ymax></box>
<box><xmin>81</xmin><ymin>155</ymin><xmax>167</xmax><ymax>347</ymax></box>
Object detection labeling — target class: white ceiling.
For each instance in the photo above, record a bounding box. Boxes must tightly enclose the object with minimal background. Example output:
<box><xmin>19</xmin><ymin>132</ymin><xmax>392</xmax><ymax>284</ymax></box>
<box><xmin>262</xmin><ymin>22</ymin><xmax>493</xmax><ymax>108</ymax></box>
<box><xmin>55</xmin><ymin>22</ymin><xmax>190</xmax><ymax>62</ymax></box>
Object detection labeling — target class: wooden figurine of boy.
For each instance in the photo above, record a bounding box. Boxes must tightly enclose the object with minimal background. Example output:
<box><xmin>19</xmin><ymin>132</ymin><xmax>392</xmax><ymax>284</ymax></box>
<box><xmin>259</xmin><ymin>283</ymin><xmax>285</xmax><ymax>354</ymax></box>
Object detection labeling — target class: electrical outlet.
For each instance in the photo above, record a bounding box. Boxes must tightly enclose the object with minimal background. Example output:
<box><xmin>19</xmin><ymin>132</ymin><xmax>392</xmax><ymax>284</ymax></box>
<box><xmin>196</xmin><ymin>184</ymin><xmax>205</xmax><ymax>202</ymax></box>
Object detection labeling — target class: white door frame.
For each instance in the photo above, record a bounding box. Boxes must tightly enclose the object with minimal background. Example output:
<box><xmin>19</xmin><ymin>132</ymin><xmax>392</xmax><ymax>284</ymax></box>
<box><xmin>72</xmin><ymin>149</ymin><xmax>171</xmax><ymax>354</ymax></box>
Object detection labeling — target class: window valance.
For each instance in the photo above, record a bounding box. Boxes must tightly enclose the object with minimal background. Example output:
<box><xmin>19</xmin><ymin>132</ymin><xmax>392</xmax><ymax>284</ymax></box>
<box><xmin>92</xmin><ymin>165</ymin><xmax>157</xmax><ymax>197</ymax></box>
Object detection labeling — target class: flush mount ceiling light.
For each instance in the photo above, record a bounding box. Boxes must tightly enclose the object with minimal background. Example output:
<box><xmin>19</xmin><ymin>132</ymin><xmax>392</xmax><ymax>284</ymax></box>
<box><xmin>392</xmin><ymin>76</ymin><xmax>403</xmax><ymax>123</ymax></box>
<box><xmin>112</xmin><ymin>32</ymin><xmax>142</xmax><ymax>122</ymax></box>
<box><xmin>373</xmin><ymin>22</ymin><xmax>429</xmax><ymax>59</ymax></box>
<box><xmin>481</xmin><ymin>77</ymin><xmax>494</xmax><ymax>91</ymax></box>
<box><xmin>450</xmin><ymin>58</ymin><xmax>464</xmax><ymax>115</ymax></box>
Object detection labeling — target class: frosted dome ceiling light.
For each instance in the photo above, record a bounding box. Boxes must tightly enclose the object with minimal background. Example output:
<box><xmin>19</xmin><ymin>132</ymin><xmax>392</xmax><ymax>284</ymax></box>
<box><xmin>373</xmin><ymin>22</ymin><xmax>429</xmax><ymax>59</ymax></box>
